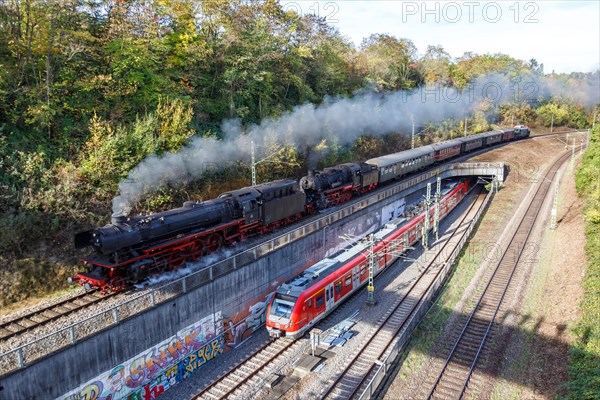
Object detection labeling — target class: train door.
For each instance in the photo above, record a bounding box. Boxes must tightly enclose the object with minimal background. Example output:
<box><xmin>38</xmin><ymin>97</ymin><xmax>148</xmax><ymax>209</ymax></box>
<box><xmin>305</xmin><ymin>297</ymin><xmax>314</xmax><ymax>323</ymax></box>
<box><xmin>353</xmin><ymin>266</ymin><xmax>360</xmax><ymax>290</ymax></box>
<box><xmin>325</xmin><ymin>283</ymin><xmax>334</xmax><ymax>310</ymax></box>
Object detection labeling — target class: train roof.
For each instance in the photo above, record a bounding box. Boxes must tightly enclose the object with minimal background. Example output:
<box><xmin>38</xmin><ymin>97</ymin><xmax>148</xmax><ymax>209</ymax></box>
<box><xmin>220</xmin><ymin>179</ymin><xmax>299</xmax><ymax>199</ymax></box>
<box><xmin>366</xmin><ymin>146</ymin><xmax>434</xmax><ymax>167</ymax></box>
<box><xmin>277</xmin><ymin>217</ymin><xmax>409</xmax><ymax>297</ymax></box>
<box><xmin>430</xmin><ymin>139</ymin><xmax>463</xmax><ymax>151</ymax></box>
<box><xmin>456</xmin><ymin>135</ymin><xmax>484</xmax><ymax>143</ymax></box>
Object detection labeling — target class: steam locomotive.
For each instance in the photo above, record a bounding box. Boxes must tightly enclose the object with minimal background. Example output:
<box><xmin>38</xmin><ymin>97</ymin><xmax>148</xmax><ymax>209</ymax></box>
<box><xmin>71</xmin><ymin>126</ymin><xmax>529</xmax><ymax>292</ymax></box>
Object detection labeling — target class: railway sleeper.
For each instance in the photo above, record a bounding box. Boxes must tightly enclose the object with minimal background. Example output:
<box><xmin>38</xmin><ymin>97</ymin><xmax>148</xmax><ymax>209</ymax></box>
<box><xmin>460</xmin><ymin>332</ymin><xmax>485</xmax><ymax>342</ymax></box>
<box><xmin>439</xmin><ymin>372</ymin><xmax>468</xmax><ymax>386</ymax></box>
<box><xmin>239</xmin><ymin>365</ymin><xmax>255</xmax><ymax>374</ymax></box>
<box><xmin>435</xmin><ymin>384</ymin><xmax>462</xmax><ymax>398</ymax></box>
<box><xmin>446</xmin><ymin>363</ymin><xmax>471</xmax><ymax>375</ymax></box>
<box><xmin>30</xmin><ymin>314</ymin><xmax>49</xmax><ymax>323</ymax></box>
<box><xmin>451</xmin><ymin>355</ymin><xmax>476</xmax><ymax>367</ymax></box>
<box><xmin>458</xmin><ymin>342</ymin><xmax>483</xmax><ymax>353</ymax></box>
<box><xmin>465</xmin><ymin>325</ymin><xmax>490</xmax><ymax>335</ymax></box>
<box><xmin>18</xmin><ymin>319</ymin><xmax>37</xmax><ymax>328</ymax></box>
<box><xmin>200</xmin><ymin>392</ymin><xmax>219</xmax><ymax>400</ymax></box>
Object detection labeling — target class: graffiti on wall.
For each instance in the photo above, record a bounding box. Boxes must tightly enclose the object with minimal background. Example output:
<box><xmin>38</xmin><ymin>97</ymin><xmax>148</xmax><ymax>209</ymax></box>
<box><xmin>381</xmin><ymin>197</ymin><xmax>406</xmax><ymax>225</ymax></box>
<box><xmin>60</xmin><ymin>313</ymin><xmax>223</xmax><ymax>400</ymax></box>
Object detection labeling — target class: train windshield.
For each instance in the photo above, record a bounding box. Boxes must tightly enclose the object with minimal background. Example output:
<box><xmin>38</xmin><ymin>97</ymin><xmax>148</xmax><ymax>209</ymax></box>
<box><xmin>270</xmin><ymin>293</ymin><xmax>296</xmax><ymax>319</ymax></box>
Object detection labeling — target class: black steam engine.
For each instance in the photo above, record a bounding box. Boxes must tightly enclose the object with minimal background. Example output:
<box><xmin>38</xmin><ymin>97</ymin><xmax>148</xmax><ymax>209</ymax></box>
<box><xmin>72</xmin><ymin>180</ymin><xmax>305</xmax><ymax>292</ymax></box>
<box><xmin>300</xmin><ymin>163</ymin><xmax>379</xmax><ymax>210</ymax></box>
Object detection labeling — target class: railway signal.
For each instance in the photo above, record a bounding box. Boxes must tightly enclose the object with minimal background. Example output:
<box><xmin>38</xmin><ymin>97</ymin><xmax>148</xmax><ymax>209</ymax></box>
<box><xmin>366</xmin><ymin>234</ymin><xmax>376</xmax><ymax>306</ymax></box>
<box><xmin>352</xmin><ymin>233</ymin><xmax>412</xmax><ymax>307</ymax></box>
<box><xmin>434</xmin><ymin>177</ymin><xmax>442</xmax><ymax>241</ymax></box>
<box><xmin>422</xmin><ymin>182</ymin><xmax>432</xmax><ymax>250</ymax></box>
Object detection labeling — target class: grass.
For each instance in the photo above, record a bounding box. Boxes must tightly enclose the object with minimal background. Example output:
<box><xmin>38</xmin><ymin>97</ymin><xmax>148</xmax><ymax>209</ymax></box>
<box><xmin>0</xmin><ymin>259</ymin><xmax>81</xmax><ymax>313</ymax></box>
<box><xmin>567</xmin><ymin>126</ymin><xmax>600</xmax><ymax>400</ymax></box>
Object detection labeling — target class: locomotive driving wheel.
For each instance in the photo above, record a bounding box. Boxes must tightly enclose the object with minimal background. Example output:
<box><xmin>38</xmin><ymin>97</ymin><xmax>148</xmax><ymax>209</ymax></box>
<box><xmin>168</xmin><ymin>252</ymin><xmax>186</xmax><ymax>270</ymax></box>
<box><xmin>206</xmin><ymin>234</ymin><xmax>223</xmax><ymax>252</ymax></box>
<box><xmin>105</xmin><ymin>277</ymin><xmax>126</xmax><ymax>293</ymax></box>
<box><xmin>185</xmin><ymin>242</ymin><xmax>201</xmax><ymax>262</ymax></box>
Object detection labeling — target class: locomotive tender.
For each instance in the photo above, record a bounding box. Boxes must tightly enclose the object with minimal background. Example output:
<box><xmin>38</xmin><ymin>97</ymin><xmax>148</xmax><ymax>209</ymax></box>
<box><xmin>266</xmin><ymin>179</ymin><xmax>470</xmax><ymax>339</ymax></box>
<box><xmin>71</xmin><ymin>126</ymin><xmax>528</xmax><ymax>293</ymax></box>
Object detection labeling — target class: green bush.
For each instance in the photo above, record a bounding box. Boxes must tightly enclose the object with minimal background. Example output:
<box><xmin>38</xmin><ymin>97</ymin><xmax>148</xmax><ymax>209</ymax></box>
<box><xmin>569</xmin><ymin>124</ymin><xmax>600</xmax><ymax>399</ymax></box>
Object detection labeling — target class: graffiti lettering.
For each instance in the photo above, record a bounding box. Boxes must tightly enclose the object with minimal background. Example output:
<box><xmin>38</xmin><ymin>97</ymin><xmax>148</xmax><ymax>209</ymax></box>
<box><xmin>61</xmin><ymin>313</ymin><xmax>223</xmax><ymax>400</ymax></box>
<box><xmin>182</xmin><ymin>338</ymin><xmax>224</xmax><ymax>379</ymax></box>
<box><xmin>64</xmin><ymin>382</ymin><xmax>103</xmax><ymax>400</ymax></box>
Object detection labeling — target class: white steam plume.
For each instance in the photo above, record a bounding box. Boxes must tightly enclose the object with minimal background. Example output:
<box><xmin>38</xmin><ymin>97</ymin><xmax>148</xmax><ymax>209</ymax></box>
<box><xmin>112</xmin><ymin>72</ymin><xmax>599</xmax><ymax>216</ymax></box>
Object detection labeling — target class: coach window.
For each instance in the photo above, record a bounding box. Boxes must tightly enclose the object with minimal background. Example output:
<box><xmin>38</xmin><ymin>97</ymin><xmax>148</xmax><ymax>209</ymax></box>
<box><xmin>316</xmin><ymin>295</ymin><xmax>324</xmax><ymax>309</ymax></box>
<box><xmin>360</xmin><ymin>266</ymin><xmax>367</xmax><ymax>276</ymax></box>
<box><xmin>307</xmin><ymin>299</ymin><xmax>312</xmax><ymax>308</ymax></box>
<box><xmin>345</xmin><ymin>275</ymin><xmax>352</xmax><ymax>287</ymax></box>
<box><xmin>335</xmin><ymin>281</ymin><xmax>342</xmax><ymax>294</ymax></box>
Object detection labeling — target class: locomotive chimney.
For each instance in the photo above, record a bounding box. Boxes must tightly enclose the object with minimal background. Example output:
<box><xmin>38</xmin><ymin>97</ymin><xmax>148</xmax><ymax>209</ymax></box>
<box><xmin>111</xmin><ymin>213</ymin><xmax>127</xmax><ymax>225</ymax></box>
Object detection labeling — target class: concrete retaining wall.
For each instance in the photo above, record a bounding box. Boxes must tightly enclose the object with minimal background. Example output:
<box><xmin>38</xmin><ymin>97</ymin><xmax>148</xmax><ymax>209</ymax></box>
<box><xmin>1</xmin><ymin>182</ymin><xmax>430</xmax><ymax>400</ymax></box>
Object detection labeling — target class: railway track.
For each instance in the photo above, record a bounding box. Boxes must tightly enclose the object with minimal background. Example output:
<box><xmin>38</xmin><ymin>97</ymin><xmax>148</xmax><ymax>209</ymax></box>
<box><xmin>194</xmin><ymin>337</ymin><xmax>304</xmax><ymax>400</ymax></box>
<box><xmin>319</xmin><ymin>186</ymin><xmax>488</xmax><ymax>400</ymax></box>
<box><xmin>427</xmin><ymin>149</ymin><xmax>572</xmax><ymax>400</ymax></box>
<box><xmin>0</xmin><ymin>290</ymin><xmax>116</xmax><ymax>341</ymax></box>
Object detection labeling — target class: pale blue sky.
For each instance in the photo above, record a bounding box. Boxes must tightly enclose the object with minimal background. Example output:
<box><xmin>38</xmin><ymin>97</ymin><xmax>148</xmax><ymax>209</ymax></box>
<box><xmin>281</xmin><ymin>0</ymin><xmax>600</xmax><ymax>73</ymax></box>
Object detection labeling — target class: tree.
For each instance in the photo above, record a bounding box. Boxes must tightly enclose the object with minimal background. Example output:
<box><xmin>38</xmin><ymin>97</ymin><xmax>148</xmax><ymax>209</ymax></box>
<box><xmin>419</xmin><ymin>45</ymin><xmax>452</xmax><ymax>85</ymax></box>
<box><xmin>359</xmin><ymin>34</ymin><xmax>420</xmax><ymax>91</ymax></box>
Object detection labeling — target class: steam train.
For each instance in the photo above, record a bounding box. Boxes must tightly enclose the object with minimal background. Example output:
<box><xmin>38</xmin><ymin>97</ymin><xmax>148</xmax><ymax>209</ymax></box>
<box><xmin>70</xmin><ymin>126</ymin><xmax>528</xmax><ymax>293</ymax></box>
<box><xmin>266</xmin><ymin>179</ymin><xmax>469</xmax><ymax>339</ymax></box>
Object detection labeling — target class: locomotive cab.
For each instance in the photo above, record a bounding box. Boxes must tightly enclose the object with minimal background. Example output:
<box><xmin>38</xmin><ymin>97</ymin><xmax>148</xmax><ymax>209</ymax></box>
<box><xmin>266</xmin><ymin>293</ymin><xmax>297</xmax><ymax>338</ymax></box>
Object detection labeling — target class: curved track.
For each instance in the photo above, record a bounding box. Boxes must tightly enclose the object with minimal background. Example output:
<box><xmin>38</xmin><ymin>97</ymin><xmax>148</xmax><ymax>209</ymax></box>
<box><xmin>427</xmin><ymin>149</ymin><xmax>572</xmax><ymax>400</ymax></box>
<box><xmin>0</xmin><ymin>290</ymin><xmax>116</xmax><ymax>341</ymax></box>
<box><xmin>319</xmin><ymin>186</ymin><xmax>488</xmax><ymax>400</ymax></box>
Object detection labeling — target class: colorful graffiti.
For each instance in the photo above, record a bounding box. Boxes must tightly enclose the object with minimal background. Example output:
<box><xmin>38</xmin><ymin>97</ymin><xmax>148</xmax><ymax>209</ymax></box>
<box><xmin>60</xmin><ymin>313</ymin><xmax>223</xmax><ymax>400</ymax></box>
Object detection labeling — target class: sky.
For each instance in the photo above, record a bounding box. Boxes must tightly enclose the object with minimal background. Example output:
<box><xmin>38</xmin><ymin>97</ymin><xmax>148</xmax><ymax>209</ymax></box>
<box><xmin>280</xmin><ymin>0</ymin><xmax>600</xmax><ymax>74</ymax></box>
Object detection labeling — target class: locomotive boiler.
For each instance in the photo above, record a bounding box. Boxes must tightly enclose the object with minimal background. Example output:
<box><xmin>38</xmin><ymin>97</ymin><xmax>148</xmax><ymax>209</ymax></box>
<box><xmin>300</xmin><ymin>163</ymin><xmax>378</xmax><ymax>209</ymax></box>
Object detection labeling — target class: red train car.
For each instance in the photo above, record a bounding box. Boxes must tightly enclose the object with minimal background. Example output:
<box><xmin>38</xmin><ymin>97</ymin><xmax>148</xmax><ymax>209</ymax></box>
<box><xmin>266</xmin><ymin>179</ymin><xmax>470</xmax><ymax>339</ymax></box>
<box><xmin>502</xmin><ymin>129</ymin><xmax>515</xmax><ymax>142</ymax></box>
<box><xmin>431</xmin><ymin>140</ymin><xmax>463</xmax><ymax>162</ymax></box>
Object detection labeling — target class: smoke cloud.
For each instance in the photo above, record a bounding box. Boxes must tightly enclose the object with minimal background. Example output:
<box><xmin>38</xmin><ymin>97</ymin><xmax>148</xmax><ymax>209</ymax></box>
<box><xmin>112</xmin><ymin>72</ymin><xmax>599</xmax><ymax>216</ymax></box>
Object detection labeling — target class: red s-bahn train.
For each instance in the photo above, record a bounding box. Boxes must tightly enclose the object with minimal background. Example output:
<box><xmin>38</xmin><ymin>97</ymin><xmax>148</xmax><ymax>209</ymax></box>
<box><xmin>266</xmin><ymin>179</ymin><xmax>469</xmax><ymax>339</ymax></box>
<box><xmin>70</xmin><ymin>126</ymin><xmax>527</xmax><ymax>293</ymax></box>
